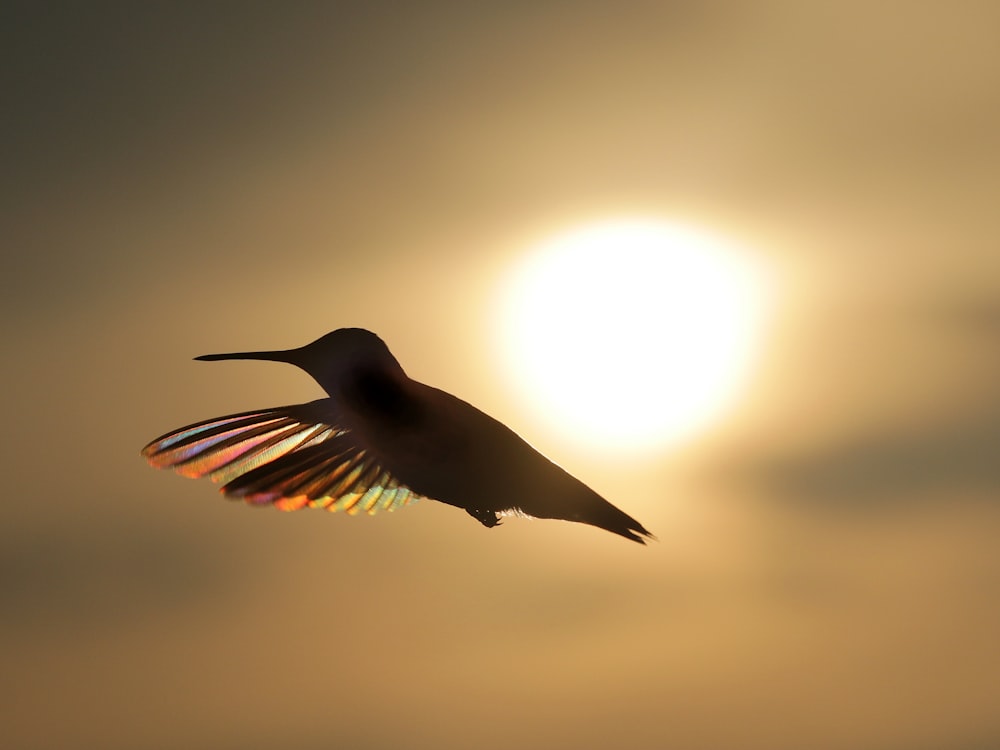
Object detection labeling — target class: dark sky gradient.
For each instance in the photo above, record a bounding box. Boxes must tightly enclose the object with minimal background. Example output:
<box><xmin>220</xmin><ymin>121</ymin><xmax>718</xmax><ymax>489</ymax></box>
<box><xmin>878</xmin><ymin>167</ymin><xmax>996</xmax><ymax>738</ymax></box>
<box><xmin>3</xmin><ymin>3</ymin><xmax>1000</xmax><ymax>749</ymax></box>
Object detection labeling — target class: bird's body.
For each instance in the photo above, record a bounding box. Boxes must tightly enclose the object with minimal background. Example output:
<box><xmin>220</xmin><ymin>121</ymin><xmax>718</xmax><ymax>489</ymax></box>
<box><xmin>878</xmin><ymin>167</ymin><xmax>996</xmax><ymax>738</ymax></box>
<box><xmin>142</xmin><ymin>328</ymin><xmax>653</xmax><ymax>543</ymax></box>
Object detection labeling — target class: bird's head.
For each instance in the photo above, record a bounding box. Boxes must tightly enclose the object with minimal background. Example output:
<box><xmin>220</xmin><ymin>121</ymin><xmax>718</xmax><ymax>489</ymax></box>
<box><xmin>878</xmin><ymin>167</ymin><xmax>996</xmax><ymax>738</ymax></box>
<box><xmin>195</xmin><ymin>328</ymin><xmax>405</xmax><ymax>397</ymax></box>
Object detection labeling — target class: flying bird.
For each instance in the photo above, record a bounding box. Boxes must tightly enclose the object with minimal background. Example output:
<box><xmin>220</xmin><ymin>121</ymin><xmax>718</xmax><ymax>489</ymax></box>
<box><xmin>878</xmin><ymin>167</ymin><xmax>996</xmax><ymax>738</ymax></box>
<box><xmin>141</xmin><ymin>328</ymin><xmax>653</xmax><ymax>543</ymax></box>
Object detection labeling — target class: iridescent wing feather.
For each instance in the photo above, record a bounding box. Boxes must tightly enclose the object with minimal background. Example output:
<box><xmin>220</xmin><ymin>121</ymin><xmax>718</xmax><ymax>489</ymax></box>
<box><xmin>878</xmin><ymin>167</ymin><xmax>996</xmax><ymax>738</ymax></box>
<box><xmin>141</xmin><ymin>401</ymin><xmax>421</xmax><ymax>515</ymax></box>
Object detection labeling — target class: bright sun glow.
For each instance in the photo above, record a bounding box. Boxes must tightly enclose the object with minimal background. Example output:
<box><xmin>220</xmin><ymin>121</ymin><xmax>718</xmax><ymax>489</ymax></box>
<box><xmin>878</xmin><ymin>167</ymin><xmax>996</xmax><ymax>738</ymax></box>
<box><xmin>498</xmin><ymin>219</ymin><xmax>770</xmax><ymax>452</ymax></box>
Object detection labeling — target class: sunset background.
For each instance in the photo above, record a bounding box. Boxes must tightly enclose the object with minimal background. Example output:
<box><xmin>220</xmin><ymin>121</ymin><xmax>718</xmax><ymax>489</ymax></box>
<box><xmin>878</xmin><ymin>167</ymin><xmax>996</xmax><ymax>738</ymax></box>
<box><xmin>4</xmin><ymin>3</ymin><xmax>1000</xmax><ymax>749</ymax></box>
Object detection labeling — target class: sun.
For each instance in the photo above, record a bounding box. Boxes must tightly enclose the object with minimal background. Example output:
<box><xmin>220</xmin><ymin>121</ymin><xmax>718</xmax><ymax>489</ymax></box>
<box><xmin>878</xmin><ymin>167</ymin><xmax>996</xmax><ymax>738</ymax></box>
<box><xmin>497</xmin><ymin>219</ymin><xmax>770</xmax><ymax>453</ymax></box>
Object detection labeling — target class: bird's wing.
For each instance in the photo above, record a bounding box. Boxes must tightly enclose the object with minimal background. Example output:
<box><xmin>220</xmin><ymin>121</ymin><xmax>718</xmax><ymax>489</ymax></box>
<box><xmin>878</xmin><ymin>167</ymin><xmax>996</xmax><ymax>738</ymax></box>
<box><xmin>141</xmin><ymin>401</ymin><xmax>421</xmax><ymax>515</ymax></box>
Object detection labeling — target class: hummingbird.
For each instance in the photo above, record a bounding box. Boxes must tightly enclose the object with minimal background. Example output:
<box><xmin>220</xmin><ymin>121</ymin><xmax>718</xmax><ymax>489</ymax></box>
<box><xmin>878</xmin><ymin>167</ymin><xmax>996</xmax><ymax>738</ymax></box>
<box><xmin>141</xmin><ymin>328</ymin><xmax>653</xmax><ymax>543</ymax></box>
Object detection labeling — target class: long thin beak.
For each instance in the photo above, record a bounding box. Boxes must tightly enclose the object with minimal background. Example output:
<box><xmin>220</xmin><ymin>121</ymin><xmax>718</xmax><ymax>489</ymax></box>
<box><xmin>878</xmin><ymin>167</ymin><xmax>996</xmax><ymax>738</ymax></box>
<box><xmin>194</xmin><ymin>349</ymin><xmax>296</xmax><ymax>363</ymax></box>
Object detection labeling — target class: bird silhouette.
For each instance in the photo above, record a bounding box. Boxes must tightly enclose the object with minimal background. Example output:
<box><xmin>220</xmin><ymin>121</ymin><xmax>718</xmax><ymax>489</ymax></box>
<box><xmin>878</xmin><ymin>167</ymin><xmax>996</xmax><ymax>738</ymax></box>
<box><xmin>141</xmin><ymin>328</ymin><xmax>653</xmax><ymax>543</ymax></box>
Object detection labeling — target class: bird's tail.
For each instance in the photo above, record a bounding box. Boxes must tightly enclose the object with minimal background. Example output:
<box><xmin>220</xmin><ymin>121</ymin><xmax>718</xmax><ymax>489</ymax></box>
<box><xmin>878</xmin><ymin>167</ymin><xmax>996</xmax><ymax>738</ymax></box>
<box><xmin>525</xmin><ymin>469</ymin><xmax>655</xmax><ymax>544</ymax></box>
<box><xmin>583</xmin><ymin>499</ymin><xmax>655</xmax><ymax>544</ymax></box>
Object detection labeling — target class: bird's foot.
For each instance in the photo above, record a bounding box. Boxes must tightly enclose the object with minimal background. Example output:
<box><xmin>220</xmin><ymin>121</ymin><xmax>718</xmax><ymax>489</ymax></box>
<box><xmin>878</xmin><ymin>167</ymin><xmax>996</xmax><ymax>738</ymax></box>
<box><xmin>466</xmin><ymin>508</ymin><xmax>502</xmax><ymax>528</ymax></box>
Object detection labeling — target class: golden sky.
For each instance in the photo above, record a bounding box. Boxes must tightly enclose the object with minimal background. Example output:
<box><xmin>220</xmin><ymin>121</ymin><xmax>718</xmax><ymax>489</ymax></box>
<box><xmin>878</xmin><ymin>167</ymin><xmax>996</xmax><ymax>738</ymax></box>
<box><xmin>4</xmin><ymin>3</ymin><xmax>1000</xmax><ymax>749</ymax></box>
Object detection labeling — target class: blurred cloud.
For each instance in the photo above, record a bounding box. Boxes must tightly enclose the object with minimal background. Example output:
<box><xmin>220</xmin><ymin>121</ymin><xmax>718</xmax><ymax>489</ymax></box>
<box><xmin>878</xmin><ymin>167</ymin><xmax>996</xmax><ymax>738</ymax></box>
<box><xmin>0</xmin><ymin>516</ymin><xmax>239</xmax><ymax>631</ymax></box>
<box><xmin>722</xmin><ymin>292</ymin><xmax>1000</xmax><ymax>508</ymax></box>
<box><xmin>934</xmin><ymin>296</ymin><xmax>1000</xmax><ymax>336</ymax></box>
<box><xmin>734</xmin><ymin>405</ymin><xmax>1000</xmax><ymax>507</ymax></box>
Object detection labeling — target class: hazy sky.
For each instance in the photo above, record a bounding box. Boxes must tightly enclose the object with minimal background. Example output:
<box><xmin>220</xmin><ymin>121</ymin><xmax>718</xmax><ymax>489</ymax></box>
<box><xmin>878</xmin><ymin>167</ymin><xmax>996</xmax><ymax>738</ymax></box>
<box><xmin>3</xmin><ymin>3</ymin><xmax>1000</xmax><ymax>749</ymax></box>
